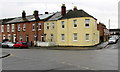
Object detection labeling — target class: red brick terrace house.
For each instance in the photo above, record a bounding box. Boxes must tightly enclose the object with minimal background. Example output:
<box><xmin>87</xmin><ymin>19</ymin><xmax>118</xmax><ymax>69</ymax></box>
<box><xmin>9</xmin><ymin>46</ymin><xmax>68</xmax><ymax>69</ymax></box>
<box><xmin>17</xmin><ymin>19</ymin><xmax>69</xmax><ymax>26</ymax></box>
<box><xmin>1</xmin><ymin>18</ymin><xmax>15</xmax><ymax>42</ymax></box>
<box><xmin>0</xmin><ymin>20</ymin><xmax>2</xmax><ymax>42</ymax></box>
<box><xmin>2</xmin><ymin>10</ymin><xmax>54</xmax><ymax>45</ymax></box>
<box><xmin>97</xmin><ymin>22</ymin><xmax>109</xmax><ymax>42</ymax></box>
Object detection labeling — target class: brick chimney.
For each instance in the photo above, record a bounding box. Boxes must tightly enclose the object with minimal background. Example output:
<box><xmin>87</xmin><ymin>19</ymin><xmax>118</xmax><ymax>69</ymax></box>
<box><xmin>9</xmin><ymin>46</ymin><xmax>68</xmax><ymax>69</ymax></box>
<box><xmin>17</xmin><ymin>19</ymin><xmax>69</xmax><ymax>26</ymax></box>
<box><xmin>33</xmin><ymin>10</ymin><xmax>39</xmax><ymax>17</ymax></box>
<box><xmin>22</xmin><ymin>10</ymin><xmax>26</xmax><ymax>18</ymax></box>
<box><xmin>33</xmin><ymin>10</ymin><xmax>40</xmax><ymax>21</ymax></box>
<box><xmin>73</xmin><ymin>6</ymin><xmax>78</xmax><ymax>11</ymax></box>
<box><xmin>61</xmin><ymin>4</ymin><xmax>66</xmax><ymax>16</ymax></box>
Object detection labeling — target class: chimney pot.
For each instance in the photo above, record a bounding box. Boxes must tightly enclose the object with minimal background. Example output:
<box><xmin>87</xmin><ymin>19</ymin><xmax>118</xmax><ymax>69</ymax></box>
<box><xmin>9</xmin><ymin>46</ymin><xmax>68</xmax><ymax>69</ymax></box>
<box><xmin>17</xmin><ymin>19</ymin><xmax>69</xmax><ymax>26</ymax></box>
<box><xmin>73</xmin><ymin>6</ymin><xmax>78</xmax><ymax>11</ymax></box>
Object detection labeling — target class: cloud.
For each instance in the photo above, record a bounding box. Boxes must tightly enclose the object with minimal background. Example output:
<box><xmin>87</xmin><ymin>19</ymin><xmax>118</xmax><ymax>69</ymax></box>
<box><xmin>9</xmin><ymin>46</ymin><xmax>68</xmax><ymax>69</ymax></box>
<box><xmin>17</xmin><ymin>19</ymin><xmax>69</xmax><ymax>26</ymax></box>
<box><xmin>0</xmin><ymin>0</ymin><xmax>119</xmax><ymax>29</ymax></box>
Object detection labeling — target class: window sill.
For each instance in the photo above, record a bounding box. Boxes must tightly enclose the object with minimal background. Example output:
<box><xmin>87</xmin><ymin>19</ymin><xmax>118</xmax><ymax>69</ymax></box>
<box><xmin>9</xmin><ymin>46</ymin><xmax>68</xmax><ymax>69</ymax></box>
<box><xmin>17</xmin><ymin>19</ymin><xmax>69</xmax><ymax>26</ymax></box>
<box><xmin>73</xmin><ymin>40</ymin><xmax>77</xmax><ymax>41</ymax></box>
<box><xmin>38</xmin><ymin>29</ymin><xmax>41</xmax><ymax>31</ymax></box>
<box><xmin>85</xmin><ymin>27</ymin><xmax>90</xmax><ymax>28</ymax></box>
<box><xmin>73</xmin><ymin>27</ymin><xmax>77</xmax><ymax>28</ymax></box>
<box><xmin>32</xmin><ymin>30</ymin><xmax>35</xmax><ymax>31</ymax></box>
<box><xmin>86</xmin><ymin>40</ymin><xmax>90</xmax><ymax>41</ymax></box>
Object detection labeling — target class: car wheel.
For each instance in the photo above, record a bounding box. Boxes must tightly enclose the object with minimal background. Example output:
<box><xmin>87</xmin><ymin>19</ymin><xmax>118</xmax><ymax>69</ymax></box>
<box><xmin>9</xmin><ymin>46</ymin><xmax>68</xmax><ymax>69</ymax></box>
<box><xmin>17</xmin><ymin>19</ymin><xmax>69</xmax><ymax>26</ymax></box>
<box><xmin>18</xmin><ymin>46</ymin><xmax>21</xmax><ymax>48</ymax></box>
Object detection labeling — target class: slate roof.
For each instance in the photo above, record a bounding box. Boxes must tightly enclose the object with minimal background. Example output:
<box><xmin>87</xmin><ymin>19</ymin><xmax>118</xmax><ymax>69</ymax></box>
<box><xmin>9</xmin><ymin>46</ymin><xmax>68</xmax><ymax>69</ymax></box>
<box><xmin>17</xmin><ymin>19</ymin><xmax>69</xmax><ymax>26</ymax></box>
<box><xmin>6</xmin><ymin>15</ymin><xmax>34</xmax><ymax>24</ymax></box>
<box><xmin>109</xmin><ymin>29</ymin><xmax>120</xmax><ymax>32</ymax></box>
<box><xmin>47</xmin><ymin>10</ymin><xmax>70</xmax><ymax>21</ymax></box>
<box><xmin>0</xmin><ymin>18</ymin><xmax>15</xmax><ymax>24</ymax></box>
<box><xmin>7</xmin><ymin>13</ymin><xmax>54</xmax><ymax>24</ymax></box>
<box><xmin>59</xmin><ymin>9</ymin><xmax>97</xmax><ymax>20</ymax></box>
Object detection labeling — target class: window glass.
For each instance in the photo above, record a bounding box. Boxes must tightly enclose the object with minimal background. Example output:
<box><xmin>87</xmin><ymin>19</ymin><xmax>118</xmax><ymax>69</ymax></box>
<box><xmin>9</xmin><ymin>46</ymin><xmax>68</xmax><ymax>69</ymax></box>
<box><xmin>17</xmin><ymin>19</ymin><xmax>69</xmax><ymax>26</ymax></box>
<box><xmin>61</xmin><ymin>34</ymin><xmax>65</xmax><ymax>41</ymax></box>
<box><xmin>85</xmin><ymin>19</ymin><xmax>90</xmax><ymax>27</ymax></box>
<box><xmin>32</xmin><ymin>24</ymin><xmax>35</xmax><ymax>31</ymax></box>
<box><xmin>73</xmin><ymin>33</ymin><xmax>77</xmax><ymax>41</ymax></box>
<box><xmin>86</xmin><ymin>34</ymin><xmax>89</xmax><ymax>40</ymax></box>
<box><xmin>52</xmin><ymin>23</ymin><xmax>54</xmax><ymax>29</ymax></box>
<box><xmin>18</xmin><ymin>24</ymin><xmax>20</xmax><ymax>31</ymax></box>
<box><xmin>61</xmin><ymin>21</ymin><xmax>64</xmax><ymax>28</ymax></box>
<box><xmin>12</xmin><ymin>24</ymin><xmax>15</xmax><ymax>32</ymax></box>
<box><xmin>7</xmin><ymin>24</ymin><xmax>10</xmax><ymax>32</ymax></box>
<box><xmin>38</xmin><ymin>23</ymin><xmax>41</xmax><ymax>30</ymax></box>
<box><xmin>23</xmin><ymin>24</ymin><xmax>26</xmax><ymax>31</ymax></box>
<box><xmin>1</xmin><ymin>25</ymin><xmax>4</xmax><ymax>32</ymax></box>
<box><xmin>73</xmin><ymin>20</ymin><xmax>77</xmax><ymax>27</ymax></box>
<box><xmin>46</xmin><ymin>23</ymin><xmax>49</xmax><ymax>29</ymax></box>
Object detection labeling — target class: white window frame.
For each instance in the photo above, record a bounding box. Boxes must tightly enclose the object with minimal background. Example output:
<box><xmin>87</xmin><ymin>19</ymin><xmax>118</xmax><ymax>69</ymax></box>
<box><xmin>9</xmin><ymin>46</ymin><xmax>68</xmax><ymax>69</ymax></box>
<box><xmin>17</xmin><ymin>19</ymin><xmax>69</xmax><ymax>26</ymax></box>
<box><xmin>1</xmin><ymin>25</ymin><xmax>4</xmax><ymax>32</ymax></box>
<box><xmin>61</xmin><ymin>21</ymin><xmax>65</xmax><ymax>29</ymax></box>
<box><xmin>26</xmin><ymin>35</ymin><xmax>28</xmax><ymax>42</ymax></box>
<box><xmin>8</xmin><ymin>34</ymin><xmax>11</xmax><ymax>41</ymax></box>
<box><xmin>73</xmin><ymin>20</ymin><xmax>77</xmax><ymax>28</ymax></box>
<box><xmin>23</xmin><ymin>24</ymin><xmax>26</xmax><ymax>31</ymax></box>
<box><xmin>61</xmin><ymin>34</ymin><xmax>65</xmax><ymax>41</ymax></box>
<box><xmin>18</xmin><ymin>24</ymin><xmax>20</xmax><ymax>31</ymax></box>
<box><xmin>12</xmin><ymin>24</ymin><xmax>15</xmax><ymax>32</ymax></box>
<box><xmin>50</xmin><ymin>34</ymin><xmax>53</xmax><ymax>42</ymax></box>
<box><xmin>34</xmin><ymin>34</ymin><xmax>37</xmax><ymax>41</ymax></box>
<box><xmin>41</xmin><ymin>35</ymin><xmax>44</xmax><ymax>42</ymax></box>
<box><xmin>7</xmin><ymin>24</ymin><xmax>10</xmax><ymax>32</ymax></box>
<box><xmin>32</xmin><ymin>24</ymin><xmax>35</xmax><ymax>31</ymax></box>
<box><xmin>20</xmin><ymin>35</ymin><xmax>22</xmax><ymax>41</ymax></box>
<box><xmin>13</xmin><ymin>34</ymin><xmax>16</xmax><ymax>43</ymax></box>
<box><xmin>73</xmin><ymin>33</ymin><xmax>77</xmax><ymax>41</ymax></box>
<box><xmin>46</xmin><ymin>23</ymin><xmax>49</xmax><ymax>29</ymax></box>
<box><xmin>38</xmin><ymin>23</ymin><xmax>41</xmax><ymax>30</ymax></box>
<box><xmin>52</xmin><ymin>22</ymin><xmax>55</xmax><ymax>29</ymax></box>
<box><xmin>85</xmin><ymin>19</ymin><xmax>90</xmax><ymax>28</ymax></box>
<box><xmin>3</xmin><ymin>34</ymin><xmax>5</xmax><ymax>40</ymax></box>
<box><xmin>86</xmin><ymin>34</ymin><xmax>89</xmax><ymax>41</ymax></box>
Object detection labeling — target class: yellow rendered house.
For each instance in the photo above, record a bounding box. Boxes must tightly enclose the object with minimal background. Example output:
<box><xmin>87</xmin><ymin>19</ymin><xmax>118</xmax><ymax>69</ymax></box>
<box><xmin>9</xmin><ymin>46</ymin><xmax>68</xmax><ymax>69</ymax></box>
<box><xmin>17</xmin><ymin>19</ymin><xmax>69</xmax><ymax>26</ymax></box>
<box><xmin>44</xmin><ymin>5</ymin><xmax>99</xmax><ymax>46</ymax></box>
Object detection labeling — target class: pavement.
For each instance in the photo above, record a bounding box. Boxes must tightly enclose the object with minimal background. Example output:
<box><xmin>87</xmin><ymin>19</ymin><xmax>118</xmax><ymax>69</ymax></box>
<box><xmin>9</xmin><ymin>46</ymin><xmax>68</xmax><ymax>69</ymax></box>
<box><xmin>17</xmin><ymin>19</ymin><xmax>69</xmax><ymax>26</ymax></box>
<box><xmin>30</xmin><ymin>41</ymin><xmax>109</xmax><ymax>50</ymax></box>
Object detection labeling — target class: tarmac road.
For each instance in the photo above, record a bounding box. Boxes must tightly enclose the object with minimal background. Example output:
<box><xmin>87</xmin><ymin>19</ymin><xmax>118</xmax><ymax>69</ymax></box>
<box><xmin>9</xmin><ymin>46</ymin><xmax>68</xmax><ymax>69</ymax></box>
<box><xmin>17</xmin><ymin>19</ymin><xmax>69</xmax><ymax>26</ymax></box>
<box><xmin>2</xmin><ymin>39</ymin><xmax>119</xmax><ymax>70</ymax></box>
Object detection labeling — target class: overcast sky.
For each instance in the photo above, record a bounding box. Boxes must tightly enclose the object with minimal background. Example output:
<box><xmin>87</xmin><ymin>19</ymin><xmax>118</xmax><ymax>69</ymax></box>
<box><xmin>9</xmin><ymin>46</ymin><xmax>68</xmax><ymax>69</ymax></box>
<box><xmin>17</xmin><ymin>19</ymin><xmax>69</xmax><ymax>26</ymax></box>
<box><xmin>0</xmin><ymin>0</ymin><xmax>119</xmax><ymax>29</ymax></box>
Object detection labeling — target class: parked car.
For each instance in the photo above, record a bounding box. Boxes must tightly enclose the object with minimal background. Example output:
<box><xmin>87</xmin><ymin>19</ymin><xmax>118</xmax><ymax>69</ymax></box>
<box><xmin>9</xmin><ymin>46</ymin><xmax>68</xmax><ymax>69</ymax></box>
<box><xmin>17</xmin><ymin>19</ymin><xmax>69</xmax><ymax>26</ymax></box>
<box><xmin>2</xmin><ymin>42</ymin><xmax>14</xmax><ymax>48</ymax></box>
<box><xmin>14</xmin><ymin>41</ymin><xmax>28</xmax><ymax>48</ymax></box>
<box><xmin>108</xmin><ymin>37</ymin><xmax>117</xmax><ymax>44</ymax></box>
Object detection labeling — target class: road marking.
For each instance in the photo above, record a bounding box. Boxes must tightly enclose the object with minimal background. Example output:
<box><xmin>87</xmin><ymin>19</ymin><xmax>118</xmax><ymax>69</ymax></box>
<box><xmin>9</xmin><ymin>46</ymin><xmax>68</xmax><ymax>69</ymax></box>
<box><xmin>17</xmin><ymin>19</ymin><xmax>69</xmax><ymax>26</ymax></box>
<box><xmin>94</xmin><ymin>50</ymin><xmax>102</xmax><ymax>51</ymax></box>
<box><xmin>81</xmin><ymin>67</ymin><xmax>90</xmax><ymax>70</ymax></box>
<box><xmin>61</xmin><ymin>62</ymin><xmax>65</xmax><ymax>64</ymax></box>
<box><xmin>61</xmin><ymin>62</ymin><xmax>73</xmax><ymax>66</ymax></box>
<box><xmin>67</xmin><ymin>63</ymin><xmax>73</xmax><ymax>65</ymax></box>
<box><xmin>0</xmin><ymin>54</ymin><xmax>11</xmax><ymax>59</ymax></box>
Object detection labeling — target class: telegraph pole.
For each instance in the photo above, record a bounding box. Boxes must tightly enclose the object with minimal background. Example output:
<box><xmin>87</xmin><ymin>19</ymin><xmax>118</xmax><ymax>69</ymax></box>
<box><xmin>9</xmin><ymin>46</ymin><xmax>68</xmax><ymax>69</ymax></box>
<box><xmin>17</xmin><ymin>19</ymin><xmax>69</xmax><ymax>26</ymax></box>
<box><xmin>108</xmin><ymin>19</ymin><xmax>110</xmax><ymax>37</ymax></box>
<box><xmin>109</xmin><ymin>19</ymin><xmax>110</xmax><ymax>30</ymax></box>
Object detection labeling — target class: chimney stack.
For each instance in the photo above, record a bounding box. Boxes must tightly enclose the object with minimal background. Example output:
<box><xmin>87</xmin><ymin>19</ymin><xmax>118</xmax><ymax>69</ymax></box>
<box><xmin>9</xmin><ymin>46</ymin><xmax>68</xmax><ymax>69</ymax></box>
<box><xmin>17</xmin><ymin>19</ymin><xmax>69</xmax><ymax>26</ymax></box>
<box><xmin>33</xmin><ymin>10</ymin><xmax>39</xmax><ymax>17</ymax></box>
<box><xmin>45</xmin><ymin>12</ymin><xmax>49</xmax><ymax>14</ymax></box>
<box><xmin>61</xmin><ymin>4</ymin><xmax>66</xmax><ymax>16</ymax></box>
<box><xmin>73</xmin><ymin>6</ymin><xmax>78</xmax><ymax>11</ymax></box>
<box><xmin>22</xmin><ymin>10</ymin><xmax>26</xmax><ymax>18</ymax></box>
